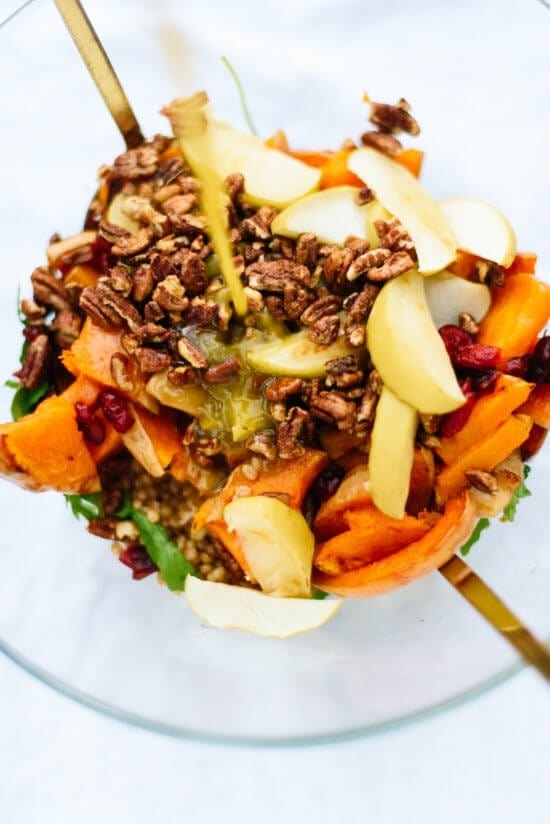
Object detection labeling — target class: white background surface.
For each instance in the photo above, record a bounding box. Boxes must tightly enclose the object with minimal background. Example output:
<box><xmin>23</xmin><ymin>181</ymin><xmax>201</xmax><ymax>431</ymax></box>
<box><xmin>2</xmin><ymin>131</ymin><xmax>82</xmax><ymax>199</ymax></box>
<box><xmin>0</xmin><ymin>0</ymin><xmax>549</xmax><ymax>820</ymax></box>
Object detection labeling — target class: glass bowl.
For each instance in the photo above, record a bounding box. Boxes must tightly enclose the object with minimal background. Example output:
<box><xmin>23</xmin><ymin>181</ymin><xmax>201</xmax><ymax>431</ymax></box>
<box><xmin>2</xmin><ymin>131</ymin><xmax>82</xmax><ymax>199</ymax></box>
<box><xmin>0</xmin><ymin>0</ymin><xmax>548</xmax><ymax>745</ymax></box>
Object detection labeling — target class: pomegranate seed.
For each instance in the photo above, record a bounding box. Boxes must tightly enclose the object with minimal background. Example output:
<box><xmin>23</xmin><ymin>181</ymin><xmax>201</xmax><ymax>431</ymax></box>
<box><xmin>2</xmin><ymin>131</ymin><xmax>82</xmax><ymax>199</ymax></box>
<box><xmin>311</xmin><ymin>463</ymin><xmax>345</xmax><ymax>506</ymax></box>
<box><xmin>439</xmin><ymin>325</ymin><xmax>473</xmax><ymax>361</ymax></box>
<box><xmin>454</xmin><ymin>343</ymin><xmax>501</xmax><ymax>371</ymax></box>
<box><xmin>504</xmin><ymin>356</ymin><xmax>530</xmax><ymax>378</ymax></box>
<box><xmin>74</xmin><ymin>401</ymin><xmax>106</xmax><ymax>445</ymax></box>
<box><xmin>98</xmin><ymin>389</ymin><xmax>135</xmax><ymax>433</ymax></box>
<box><xmin>471</xmin><ymin>368</ymin><xmax>499</xmax><ymax>393</ymax></box>
<box><xmin>440</xmin><ymin>378</ymin><xmax>476</xmax><ymax>437</ymax></box>
<box><xmin>119</xmin><ymin>544</ymin><xmax>158</xmax><ymax>580</ymax></box>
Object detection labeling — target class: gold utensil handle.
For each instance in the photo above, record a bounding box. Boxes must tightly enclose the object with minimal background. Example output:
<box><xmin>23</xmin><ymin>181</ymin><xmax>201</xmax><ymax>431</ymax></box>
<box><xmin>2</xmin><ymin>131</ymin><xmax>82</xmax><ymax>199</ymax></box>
<box><xmin>439</xmin><ymin>557</ymin><xmax>550</xmax><ymax>682</ymax></box>
<box><xmin>54</xmin><ymin>0</ymin><xmax>143</xmax><ymax>148</ymax></box>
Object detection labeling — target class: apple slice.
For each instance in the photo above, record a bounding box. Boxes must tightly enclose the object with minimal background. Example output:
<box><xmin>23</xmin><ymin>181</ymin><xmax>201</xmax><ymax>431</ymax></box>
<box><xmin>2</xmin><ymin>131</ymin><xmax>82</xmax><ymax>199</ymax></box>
<box><xmin>180</xmin><ymin>116</ymin><xmax>321</xmax><ymax>208</ymax></box>
<box><xmin>105</xmin><ymin>193</ymin><xmax>139</xmax><ymax>233</ymax></box>
<box><xmin>366</xmin><ymin>270</ymin><xmax>465</xmax><ymax>414</ymax></box>
<box><xmin>424</xmin><ymin>271</ymin><xmax>491</xmax><ymax>329</ymax></box>
<box><xmin>223</xmin><ymin>496</ymin><xmax>314</xmax><ymax>597</ymax></box>
<box><xmin>246</xmin><ymin>328</ymin><xmax>357</xmax><ymax>378</ymax></box>
<box><xmin>348</xmin><ymin>147</ymin><xmax>457</xmax><ymax>273</ymax></box>
<box><xmin>271</xmin><ymin>186</ymin><xmax>391</xmax><ymax>247</ymax></box>
<box><xmin>184</xmin><ymin>577</ymin><xmax>342</xmax><ymax>638</ymax></box>
<box><xmin>440</xmin><ymin>198</ymin><xmax>516</xmax><ymax>267</ymax></box>
<box><xmin>369</xmin><ymin>386</ymin><xmax>418</xmax><ymax>519</ymax></box>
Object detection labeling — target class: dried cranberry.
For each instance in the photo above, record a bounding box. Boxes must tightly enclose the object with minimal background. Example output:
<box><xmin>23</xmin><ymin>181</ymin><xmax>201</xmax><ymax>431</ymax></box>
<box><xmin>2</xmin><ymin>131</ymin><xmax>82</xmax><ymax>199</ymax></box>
<box><xmin>74</xmin><ymin>401</ymin><xmax>106</xmax><ymax>445</ymax></box>
<box><xmin>90</xmin><ymin>237</ymin><xmax>114</xmax><ymax>274</ymax></box>
<box><xmin>440</xmin><ymin>378</ymin><xmax>476</xmax><ymax>437</ymax></box>
<box><xmin>470</xmin><ymin>368</ymin><xmax>499</xmax><ymax>393</ymax></box>
<box><xmin>23</xmin><ymin>326</ymin><xmax>46</xmax><ymax>343</ymax></box>
<box><xmin>439</xmin><ymin>325</ymin><xmax>473</xmax><ymax>361</ymax></box>
<box><xmin>454</xmin><ymin>343</ymin><xmax>501</xmax><ymax>371</ymax></box>
<box><xmin>504</xmin><ymin>356</ymin><xmax>530</xmax><ymax>378</ymax></box>
<box><xmin>311</xmin><ymin>463</ymin><xmax>346</xmax><ymax>507</ymax></box>
<box><xmin>118</xmin><ymin>544</ymin><xmax>158</xmax><ymax>580</ymax></box>
<box><xmin>98</xmin><ymin>389</ymin><xmax>135</xmax><ymax>433</ymax></box>
<box><xmin>527</xmin><ymin>336</ymin><xmax>550</xmax><ymax>383</ymax></box>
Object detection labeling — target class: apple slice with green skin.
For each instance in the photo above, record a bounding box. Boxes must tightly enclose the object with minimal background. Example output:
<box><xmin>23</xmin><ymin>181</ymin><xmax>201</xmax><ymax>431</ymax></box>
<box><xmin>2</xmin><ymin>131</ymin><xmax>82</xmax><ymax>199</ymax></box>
<box><xmin>181</xmin><ymin>117</ymin><xmax>321</xmax><ymax>209</ymax></box>
<box><xmin>366</xmin><ymin>270</ymin><xmax>465</xmax><ymax>414</ymax></box>
<box><xmin>439</xmin><ymin>198</ymin><xmax>516</xmax><ymax>267</ymax></box>
<box><xmin>246</xmin><ymin>328</ymin><xmax>358</xmax><ymax>378</ymax></box>
<box><xmin>223</xmin><ymin>495</ymin><xmax>315</xmax><ymax>597</ymax></box>
<box><xmin>369</xmin><ymin>386</ymin><xmax>418</xmax><ymax>519</ymax></box>
<box><xmin>271</xmin><ymin>186</ymin><xmax>391</xmax><ymax>247</ymax></box>
<box><xmin>185</xmin><ymin>577</ymin><xmax>342</xmax><ymax>638</ymax></box>
<box><xmin>424</xmin><ymin>271</ymin><xmax>492</xmax><ymax>329</ymax></box>
<box><xmin>348</xmin><ymin>148</ymin><xmax>457</xmax><ymax>274</ymax></box>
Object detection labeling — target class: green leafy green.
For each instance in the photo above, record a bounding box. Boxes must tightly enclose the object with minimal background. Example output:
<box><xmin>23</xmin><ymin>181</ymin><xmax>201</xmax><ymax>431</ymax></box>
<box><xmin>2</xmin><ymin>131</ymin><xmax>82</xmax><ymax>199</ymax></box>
<box><xmin>221</xmin><ymin>56</ymin><xmax>258</xmax><ymax>136</ymax></box>
<box><xmin>9</xmin><ymin>381</ymin><xmax>49</xmax><ymax>421</ymax></box>
<box><xmin>116</xmin><ymin>499</ymin><xmax>196</xmax><ymax>591</ymax></box>
<box><xmin>64</xmin><ymin>493</ymin><xmax>104</xmax><ymax>521</ymax></box>
<box><xmin>502</xmin><ymin>465</ymin><xmax>532</xmax><ymax>522</ymax></box>
<box><xmin>460</xmin><ymin>518</ymin><xmax>490</xmax><ymax>556</ymax></box>
<box><xmin>311</xmin><ymin>588</ymin><xmax>329</xmax><ymax>600</ymax></box>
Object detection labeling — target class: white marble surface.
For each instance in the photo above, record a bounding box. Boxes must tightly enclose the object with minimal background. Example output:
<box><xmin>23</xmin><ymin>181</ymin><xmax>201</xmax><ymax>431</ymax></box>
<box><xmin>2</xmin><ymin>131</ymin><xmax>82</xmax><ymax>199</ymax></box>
<box><xmin>0</xmin><ymin>0</ymin><xmax>549</xmax><ymax>819</ymax></box>
<box><xmin>0</xmin><ymin>657</ymin><xmax>549</xmax><ymax>824</ymax></box>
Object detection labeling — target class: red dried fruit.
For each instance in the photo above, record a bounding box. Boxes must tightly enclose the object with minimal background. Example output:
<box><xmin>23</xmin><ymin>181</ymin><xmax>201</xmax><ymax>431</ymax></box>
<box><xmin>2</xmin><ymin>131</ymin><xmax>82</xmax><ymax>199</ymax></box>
<box><xmin>439</xmin><ymin>325</ymin><xmax>473</xmax><ymax>361</ymax></box>
<box><xmin>90</xmin><ymin>237</ymin><xmax>114</xmax><ymax>274</ymax></box>
<box><xmin>74</xmin><ymin>401</ymin><xmax>106</xmax><ymax>446</ymax></box>
<box><xmin>98</xmin><ymin>389</ymin><xmax>135</xmax><ymax>433</ymax></box>
<box><xmin>471</xmin><ymin>368</ymin><xmax>499</xmax><ymax>393</ymax></box>
<box><xmin>504</xmin><ymin>356</ymin><xmax>530</xmax><ymax>378</ymax></box>
<box><xmin>118</xmin><ymin>544</ymin><xmax>158</xmax><ymax>580</ymax></box>
<box><xmin>454</xmin><ymin>343</ymin><xmax>501</xmax><ymax>371</ymax></box>
<box><xmin>311</xmin><ymin>463</ymin><xmax>346</xmax><ymax>507</ymax></box>
<box><xmin>23</xmin><ymin>326</ymin><xmax>47</xmax><ymax>343</ymax></box>
<box><xmin>440</xmin><ymin>378</ymin><xmax>476</xmax><ymax>437</ymax></box>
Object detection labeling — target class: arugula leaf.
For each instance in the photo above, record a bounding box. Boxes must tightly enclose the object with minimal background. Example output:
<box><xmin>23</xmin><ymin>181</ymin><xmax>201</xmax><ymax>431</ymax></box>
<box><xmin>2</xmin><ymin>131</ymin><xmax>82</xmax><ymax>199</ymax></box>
<box><xmin>311</xmin><ymin>588</ymin><xmax>329</xmax><ymax>600</ymax></box>
<box><xmin>502</xmin><ymin>465</ymin><xmax>532</xmax><ymax>522</ymax></box>
<box><xmin>221</xmin><ymin>56</ymin><xmax>258</xmax><ymax>136</ymax></box>
<box><xmin>64</xmin><ymin>493</ymin><xmax>104</xmax><ymax>521</ymax></box>
<box><xmin>460</xmin><ymin>518</ymin><xmax>490</xmax><ymax>556</ymax></box>
<box><xmin>116</xmin><ymin>499</ymin><xmax>196</xmax><ymax>591</ymax></box>
<box><xmin>9</xmin><ymin>381</ymin><xmax>49</xmax><ymax>421</ymax></box>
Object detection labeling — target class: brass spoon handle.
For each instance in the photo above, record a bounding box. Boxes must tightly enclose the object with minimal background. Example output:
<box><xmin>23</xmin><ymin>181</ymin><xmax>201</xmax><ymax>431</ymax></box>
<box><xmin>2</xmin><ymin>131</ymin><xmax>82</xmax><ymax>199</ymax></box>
<box><xmin>54</xmin><ymin>0</ymin><xmax>143</xmax><ymax>148</ymax></box>
<box><xmin>439</xmin><ymin>557</ymin><xmax>550</xmax><ymax>682</ymax></box>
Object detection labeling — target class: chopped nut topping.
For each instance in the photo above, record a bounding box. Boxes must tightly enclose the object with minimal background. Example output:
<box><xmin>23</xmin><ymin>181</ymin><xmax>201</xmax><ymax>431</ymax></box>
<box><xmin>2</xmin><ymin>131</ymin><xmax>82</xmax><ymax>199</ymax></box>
<box><xmin>307</xmin><ymin>314</ymin><xmax>340</xmax><ymax>345</ymax></box>
<box><xmin>346</xmin><ymin>284</ymin><xmax>380</xmax><ymax>323</ymax></box>
<box><xmin>283</xmin><ymin>283</ymin><xmax>312</xmax><ymax>320</ymax></box>
<box><xmin>247</xmin><ymin>259</ymin><xmax>312</xmax><ymax>291</ymax></box>
<box><xmin>110</xmin><ymin>264</ymin><xmax>133</xmax><ymax>295</ymax></box>
<box><xmin>419</xmin><ymin>413</ymin><xmax>441</xmax><ymax>436</ymax></box>
<box><xmin>18</xmin><ymin>333</ymin><xmax>49</xmax><ymax>389</ymax></box>
<box><xmin>310</xmin><ymin>392</ymin><xmax>356</xmax><ymax>431</ymax></box>
<box><xmin>325</xmin><ymin>356</ymin><xmax>364</xmax><ymax>389</ymax></box>
<box><xmin>50</xmin><ymin>309</ymin><xmax>82</xmax><ymax>348</ymax></box>
<box><xmin>111</xmin><ymin>146</ymin><xmax>159</xmax><ymax>180</ymax></box>
<box><xmin>203</xmin><ymin>357</ymin><xmax>241</xmax><ymax>384</ymax></box>
<box><xmin>246</xmin><ymin>433</ymin><xmax>277</xmax><ymax>461</ymax></box>
<box><xmin>465</xmin><ymin>469</ymin><xmax>498</xmax><ymax>494</ymax></box>
<box><xmin>360</xmin><ymin>131</ymin><xmax>403</xmax><ymax>157</ymax></box>
<box><xmin>167</xmin><ymin>365</ymin><xmax>197</xmax><ymax>386</ymax></box>
<box><xmin>243</xmin><ymin>286</ymin><xmax>264</xmax><ymax>312</ymax></box>
<box><xmin>300</xmin><ymin>295</ymin><xmax>341</xmax><ymax>325</ymax></box>
<box><xmin>295</xmin><ymin>233</ymin><xmax>318</xmax><ymax>271</ymax></box>
<box><xmin>153</xmin><ymin>275</ymin><xmax>189</xmax><ymax>312</ymax></box>
<box><xmin>20</xmin><ymin>299</ymin><xmax>47</xmax><ymax>324</ymax></box>
<box><xmin>276</xmin><ymin>407</ymin><xmax>310</xmax><ymax>459</ymax></box>
<box><xmin>177</xmin><ymin>336</ymin><xmax>208</xmax><ymax>368</ymax></box>
<box><xmin>367</xmin><ymin>250</ymin><xmax>415</xmax><ymax>282</ymax></box>
<box><xmin>375</xmin><ymin>218</ymin><xmax>416</xmax><ymax>254</ymax></box>
<box><xmin>178</xmin><ymin>252</ymin><xmax>208</xmax><ymax>296</ymax></box>
<box><xmin>355</xmin><ymin>186</ymin><xmax>374</xmax><ymax>205</ymax></box>
<box><xmin>135</xmin><ymin>347</ymin><xmax>171</xmax><ymax>373</ymax></box>
<box><xmin>323</xmin><ymin>247</ymin><xmax>355</xmax><ymax>294</ymax></box>
<box><xmin>369</xmin><ymin>101</ymin><xmax>420</xmax><ymax>135</ymax></box>
<box><xmin>475</xmin><ymin>260</ymin><xmax>505</xmax><ymax>288</ymax></box>
<box><xmin>111</xmin><ymin>227</ymin><xmax>153</xmax><ymax>257</ymax></box>
<box><xmin>459</xmin><ymin>312</ymin><xmax>480</xmax><ymax>336</ymax></box>
<box><xmin>31</xmin><ymin>267</ymin><xmax>71</xmax><ymax>311</ymax></box>
<box><xmin>80</xmin><ymin>284</ymin><xmax>142</xmax><ymax>331</ymax></box>
<box><xmin>346</xmin><ymin>248</ymin><xmax>391</xmax><ymax>282</ymax></box>
<box><xmin>132</xmin><ymin>264</ymin><xmax>154</xmax><ymax>302</ymax></box>
<box><xmin>265</xmin><ymin>377</ymin><xmax>304</xmax><ymax>403</ymax></box>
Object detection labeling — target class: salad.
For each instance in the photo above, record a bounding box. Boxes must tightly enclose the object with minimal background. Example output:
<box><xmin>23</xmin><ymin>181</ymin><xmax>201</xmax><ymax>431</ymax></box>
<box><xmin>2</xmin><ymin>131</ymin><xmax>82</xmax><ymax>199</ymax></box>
<box><xmin>1</xmin><ymin>92</ymin><xmax>549</xmax><ymax>637</ymax></box>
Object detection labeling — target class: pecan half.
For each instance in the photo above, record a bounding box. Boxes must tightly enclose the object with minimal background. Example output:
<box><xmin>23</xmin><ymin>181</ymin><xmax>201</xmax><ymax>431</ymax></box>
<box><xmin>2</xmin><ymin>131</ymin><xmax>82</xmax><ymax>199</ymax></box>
<box><xmin>246</xmin><ymin>259</ymin><xmax>312</xmax><ymax>291</ymax></box>
<box><xmin>153</xmin><ymin>275</ymin><xmax>189</xmax><ymax>312</ymax></box>
<box><xmin>366</xmin><ymin>250</ymin><xmax>415</xmax><ymax>282</ymax></box>
<box><xmin>283</xmin><ymin>282</ymin><xmax>312</xmax><ymax>320</ymax></box>
<box><xmin>241</xmin><ymin>207</ymin><xmax>276</xmax><ymax>240</ymax></box>
<box><xmin>307</xmin><ymin>315</ymin><xmax>340</xmax><ymax>345</ymax></box>
<box><xmin>110</xmin><ymin>353</ymin><xmax>135</xmax><ymax>392</ymax></box>
<box><xmin>132</xmin><ymin>264</ymin><xmax>154</xmax><ymax>302</ymax></box>
<box><xmin>167</xmin><ymin>365</ymin><xmax>197</xmax><ymax>386</ymax></box>
<box><xmin>177</xmin><ymin>336</ymin><xmax>208</xmax><ymax>368</ymax></box>
<box><xmin>475</xmin><ymin>260</ymin><xmax>505</xmax><ymax>288</ymax></box>
<box><xmin>203</xmin><ymin>357</ymin><xmax>241</xmax><ymax>384</ymax></box>
<box><xmin>360</xmin><ymin>131</ymin><xmax>403</xmax><ymax>156</ymax></box>
<box><xmin>163</xmin><ymin>194</ymin><xmax>197</xmax><ymax>229</ymax></box>
<box><xmin>310</xmin><ymin>392</ymin><xmax>356</xmax><ymax>431</ymax></box>
<box><xmin>18</xmin><ymin>333</ymin><xmax>49</xmax><ymax>389</ymax></box>
<box><xmin>135</xmin><ymin>347</ymin><xmax>171</xmax><ymax>373</ymax></box>
<box><xmin>50</xmin><ymin>309</ymin><xmax>82</xmax><ymax>348</ymax></box>
<box><xmin>459</xmin><ymin>312</ymin><xmax>480</xmax><ymax>336</ymax></box>
<box><xmin>178</xmin><ymin>253</ymin><xmax>208</xmax><ymax>296</ymax></box>
<box><xmin>111</xmin><ymin>146</ymin><xmax>159</xmax><ymax>180</ymax></box>
<box><xmin>346</xmin><ymin>284</ymin><xmax>380</xmax><ymax>323</ymax></box>
<box><xmin>80</xmin><ymin>283</ymin><xmax>142</xmax><ymax>331</ymax></box>
<box><xmin>109</xmin><ymin>264</ymin><xmax>133</xmax><ymax>295</ymax></box>
<box><xmin>246</xmin><ymin>432</ymin><xmax>277</xmax><ymax>462</ymax></box>
<box><xmin>111</xmin><ymin>228</ymin><xmax>153</xmax><ymax>257</ymax></box>
<box><xmin>295</xmin><ymin>233</ymin><xmax>318</xmax><ymax>271</ymax></box>
<box><xmin>325</xmin><ymin>356</ymin><xmax>364</xmax><ymax>389</ymax></box>
<box><xmin>31</xmin><ymin>267</ymin><xmax>71</xmax><ymax>311</ymax></box>
<box><xmin>346</xmin><ymin>248</ymin><xmax>391</xmax><ymax>282</ymax></box>
<box><xmin>276</xmin><ymin>407</ymin><xmax>310</xmax><ymax>459</ymax></box>
<box><xmin>465</xmin><ymin>469</ymin><xmax>498</xmax><ymax>494</ymax></box>
<box><xmin>265</xmin><ymin>377</ymin><xmax>304</xmax><ymax>403</ymax></box>
<box><xmin>355</xmin><ymin>186</ymin><xmax>374</xmax><ymax>205</ymax></box>
<box><xmin>369</xmin><ymin>101</ymin><xmax>420</xmax><ymax>135</ymax></box>
<box><xmin>323</xmin><ymin>247</ymin><xmax>355</xmax><ymax>294</ymax></box>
